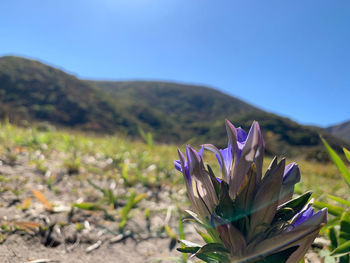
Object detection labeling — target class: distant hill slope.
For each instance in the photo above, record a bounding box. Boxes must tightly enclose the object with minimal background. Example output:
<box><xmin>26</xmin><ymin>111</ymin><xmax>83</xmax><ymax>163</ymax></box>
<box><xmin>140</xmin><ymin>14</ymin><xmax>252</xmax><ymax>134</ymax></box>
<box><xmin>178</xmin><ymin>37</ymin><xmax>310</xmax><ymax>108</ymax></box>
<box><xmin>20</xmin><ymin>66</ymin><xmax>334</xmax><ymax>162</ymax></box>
<box><xmin>87</xmin><ymin>81</ymin><xmax>261</xmax><ymax>142</ymax></box>
<box><xmin>0</xmin><ymin>56</ymin><xmax>348</xmax><ymax>159</ymax></box>
<box><xmin>0</xmin><ymin>56</ymin><xmax>131</xmax><ymax>132</ymax></box>
<box><xmin>89</xmin><ymin>80</ymin><xmax>349</xmax><ymax>158</ymax></box>
<box><xmin>326</xmin><ymin>120</ymin><xmax>350</xmax><ymax>143</ymax></box>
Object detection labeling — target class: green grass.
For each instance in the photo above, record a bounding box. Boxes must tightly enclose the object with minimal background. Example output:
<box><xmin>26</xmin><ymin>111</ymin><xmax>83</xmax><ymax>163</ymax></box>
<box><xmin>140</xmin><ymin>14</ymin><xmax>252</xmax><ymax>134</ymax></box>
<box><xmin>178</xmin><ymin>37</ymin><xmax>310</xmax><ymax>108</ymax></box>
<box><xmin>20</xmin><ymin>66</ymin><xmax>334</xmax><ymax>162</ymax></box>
<box><xmin>1</xmin><ymin>121</ymin><xmax>349</xmax><ymax>260</ymax></box>
<box><xmin>0</xmin><ymin>121</ymin><xmax>347</xmax><ymax>201</ymax></box>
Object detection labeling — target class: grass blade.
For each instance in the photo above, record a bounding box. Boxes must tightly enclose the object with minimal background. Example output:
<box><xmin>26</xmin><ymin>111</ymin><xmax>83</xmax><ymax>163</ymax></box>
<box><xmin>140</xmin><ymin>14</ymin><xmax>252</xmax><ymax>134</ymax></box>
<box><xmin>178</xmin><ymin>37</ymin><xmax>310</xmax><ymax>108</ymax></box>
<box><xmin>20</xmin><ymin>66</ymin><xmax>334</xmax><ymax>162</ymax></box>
<box><xmin>313</xmin><ymin>201</ymin><xmax>344</xmax><ymax>217</ymax></box>
<box><xmin>327</xmin><ymin>194</ymin><xmax>350</xmax><ymax>208</ymax></box>
<box><xmin>72</xmin><ymin>202</ymin><xmax>105</xmax><ymax>211</ymax></box>
<box><xmin>344</xmin><ymin>148</ymin><xmax>350</xmax><ymax>163</ymax></box>
<box><xmin>321</xmin><ymin>137</ymin><xmax>350</xmax><ymax>187</ymax></box>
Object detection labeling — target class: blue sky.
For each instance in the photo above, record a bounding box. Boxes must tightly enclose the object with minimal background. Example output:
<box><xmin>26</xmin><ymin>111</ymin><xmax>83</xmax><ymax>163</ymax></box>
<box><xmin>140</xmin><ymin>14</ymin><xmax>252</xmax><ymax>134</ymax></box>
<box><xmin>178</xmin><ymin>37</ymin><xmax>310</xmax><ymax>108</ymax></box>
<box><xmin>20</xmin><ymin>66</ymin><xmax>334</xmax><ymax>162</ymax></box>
<box><xmin>1</xmin><ymin>0</ymin><xmax>349</xmax><ymax>127</ymax></box>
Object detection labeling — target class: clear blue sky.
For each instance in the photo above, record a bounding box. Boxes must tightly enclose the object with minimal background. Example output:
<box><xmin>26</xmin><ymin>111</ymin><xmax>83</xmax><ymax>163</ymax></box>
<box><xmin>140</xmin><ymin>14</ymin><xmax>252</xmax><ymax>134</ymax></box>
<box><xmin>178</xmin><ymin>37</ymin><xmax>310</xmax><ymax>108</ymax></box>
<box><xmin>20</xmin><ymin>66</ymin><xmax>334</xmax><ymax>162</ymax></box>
<box><xmin>1</xmin><ymin>0</ymin><xmax>349</xmax><ymax>127</ymax></box>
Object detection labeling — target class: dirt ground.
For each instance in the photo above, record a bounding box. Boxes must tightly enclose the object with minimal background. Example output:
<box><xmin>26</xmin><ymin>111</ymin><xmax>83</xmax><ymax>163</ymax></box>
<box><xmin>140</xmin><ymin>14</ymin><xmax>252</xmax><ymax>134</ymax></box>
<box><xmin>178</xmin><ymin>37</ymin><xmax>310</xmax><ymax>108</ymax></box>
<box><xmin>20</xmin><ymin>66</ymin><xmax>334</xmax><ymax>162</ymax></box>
<box><xmin>0</xmin><ymin>152</ymin><xmax>198</xmax><ymax>263</ymax></box>
<box><xmin>0</xmin><ymin>152</ymin><xmax>325</xmax><ymax>263</ymax></box>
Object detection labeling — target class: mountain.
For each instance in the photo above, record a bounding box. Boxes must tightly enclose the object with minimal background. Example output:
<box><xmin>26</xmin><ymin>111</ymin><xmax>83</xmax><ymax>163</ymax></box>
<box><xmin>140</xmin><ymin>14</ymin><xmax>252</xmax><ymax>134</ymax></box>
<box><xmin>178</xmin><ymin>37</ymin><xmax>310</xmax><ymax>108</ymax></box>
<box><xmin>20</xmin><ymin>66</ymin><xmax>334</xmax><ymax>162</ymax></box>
<box><xmin>87</xmin><ymin>80</ymin><xmax>260</xmax><ymax>141</ymax></box>
<box><xmin>326</xmin><ymin>120</ymin><xmax>350</xmax><ymax>143</ymax></box>
<box><xmin>0</xmin><ymin>56</ymin><xmax>132</xmax><ymax>132</ymax></box>
<box><xmin>0</xmin><ymin>56</ymin><xmax>348</xmax><ymax>160</ymax></box>
<box><xmin>88</xmin><ymin>80</ymin><xmax>349</xmax><ymax>158</ymax></box>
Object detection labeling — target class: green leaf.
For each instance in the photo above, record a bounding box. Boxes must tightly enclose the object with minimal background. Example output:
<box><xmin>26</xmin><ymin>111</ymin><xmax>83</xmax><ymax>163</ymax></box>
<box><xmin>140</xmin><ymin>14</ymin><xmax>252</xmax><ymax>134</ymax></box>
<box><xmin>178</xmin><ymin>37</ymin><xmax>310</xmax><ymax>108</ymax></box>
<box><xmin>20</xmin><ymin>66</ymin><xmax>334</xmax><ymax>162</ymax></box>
<box><xmin>326</xmin><ymin>217</ymin><xmax>342</xmax><ymax>229</ymax></box>
<box><xmin>339</xmin><ymin>255</ymin><xmax>350</xmax><ymax>263</ymax></box>
<box><xmin>339</xmin><ymin>213</ymin><xmax>350</xmax><ymax>245</ymax></box>
<box><xmin>196</xmin><ymin>251</ymin><xmax>230</xmax><ymax>263</ymax></box>
<box><xmin>274</xmin><ymin>191</ymin><xmax>312</xmax><ymax>223</ymax></box>
<box><xmin>215</xmin><ymin>181</ymin><xmax>235</xmax><ymax>221</ymax></box>
<box><xmin>119</xmin><ymin>191</ymin><xmax>146</xmax><ymax>230</ymax></box>
<box><xmin>344</xmin><ymin>148</ymin><xmax>350</xmax><ymax>163</ymax></box>
<box><xmin>178</xmin><ymin>212</ymin><xmax>185</xmax><ymax>241</ymax></box>
<box><xmin>195</xmin><ymin>243</ymin><xmax>229</xmax><ymax>255</ymax></box>
<box><xmin>176</xmin><ymin>239</ymin><xmax>201</xmax><ymax>253</ymax></box>
<box><xmin>321</xmin><ymin>137</ymin><xmax>350</xmax><ymax>187</ymax></box>
<box><xmin>321</xmin><ymin>217</ymin><xmax>341</xmax><ymax>235</ymax></box>
<box><xmin>254</xmin><ymin>246</ymin><xmax>299</xmax><ymax>263</ymax></box>
<box><xmin>313</xmin><ymin>201</ymin><xmax>344</xmax><ymax>217</ymax></box>
<box><xmin>184</xmin><ymin>210</ymin><xmax>206</xmax><ymax>226</ymax></box>
<box><xmin>176</xmin><ymin>246</ymin><xmax>200</xmax><ymax>254</ymax></box>
<box><xmin>331</xmin><ymin>240</ymin><xmax>350</xmax><ymax>257</ymax></box>
<box><xmin>327</xmin><ymin>194</ymin><xmax>350</xmax><ymax>208</ymax></box>
<box><xmin>176</xmin><ymin>210</ymin><xmax>188</xmax><ymax>263</ymax></box>
<box><xmin>178</xmin><ymin>239</ymin><xmax>201</xmax><ymax>248</ymax></box>
<box><xmin>87</xmin><ymin>179</ymin><xmax>105</xmax><ymax>194</ymax></box>
<box><xmin>195</xmin><ymin>227</ymin><xmax>214</xmax><ymax>244</ymax></box>
<box><xmin>328</xmin><ymin>227</ymin><xmax>338</xmax><ymax>250</ymax></box>
<box><xmin>72</xmin><ymin>202</ymin><xmax>105</xmax><ymax>211</ymax></box>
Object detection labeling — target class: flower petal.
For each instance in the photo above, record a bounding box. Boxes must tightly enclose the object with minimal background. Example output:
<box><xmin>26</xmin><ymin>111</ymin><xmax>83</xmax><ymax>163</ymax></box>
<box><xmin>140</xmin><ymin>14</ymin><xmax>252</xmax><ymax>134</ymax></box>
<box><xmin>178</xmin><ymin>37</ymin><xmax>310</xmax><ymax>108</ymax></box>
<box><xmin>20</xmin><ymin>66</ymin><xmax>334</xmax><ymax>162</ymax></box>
<box><xmin>203</xmin><ymin>144</ymin><xmax>229</xmax><ymax>182</ymax></box>
<box><xmin>279</xmin><ymin>163</ymin><xmax>301</xmax><ymax>205</ymax></box>
<box><xmin>225</xmin><ymin>119</ymin><xmax>237</xmax><ymax>159</ymax></box>
<box><xmin>245</xmin><ymin>208</ymin><xmax>327</xmax><ymax>263</ymax></box>
<box><xmin>187</xmin><ymin>146</ymin><xmax>218</xmax><ymax>215</ymax></box>
<box><xmin>248</xmin><ymin>158</ymin><xmax>285</xmax><ymax>241</ymax></box>
<box><xmin>230</xmin><ymin>121</ymin><xmax>261</xmax><ymax>198</ymax></box>
<box><xmin>174</xmin><ymin>160</ymin><xmax>182</xmax><ymax>172</ymax></box>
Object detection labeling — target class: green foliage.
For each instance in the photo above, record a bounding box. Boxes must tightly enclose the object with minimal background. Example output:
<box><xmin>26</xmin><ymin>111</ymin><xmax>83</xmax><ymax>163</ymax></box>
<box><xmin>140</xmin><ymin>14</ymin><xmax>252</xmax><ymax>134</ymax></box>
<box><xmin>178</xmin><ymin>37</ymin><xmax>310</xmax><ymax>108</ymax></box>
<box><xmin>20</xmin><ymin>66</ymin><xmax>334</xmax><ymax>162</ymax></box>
<box><xmin>138</xmin><ymin>127</ymin><xmax>154</xmax><ymax>147</ymax></box>
<box><xmin>87</xmin><ymin>179</ymin><xmax>117</xmax><ymax>208</ymax></box>
<box><xmin>119</xmin><ymin>190</ymin><xmax>147</xmax><ymax>230</ymax></box>
<box><xmin>177</xmin><ymin>210</ymin><xmax>187</xmax><ymax>262</ymax></box>
<box><xmin>319</xmin><ymin>138</ymin><xmax>350</xmax><ymax>261</ymax></box>
<box><xmin>0</xmin><ymin>56</ymin><xmax>128</xmax><ymax>132</ymax></box>
<box><xmin>72</xmin><ymin>202</ymin><xmax>105</xmax><ymax>211</ymax></box>
<box><xmin>322</xmin><ymin>138</ymin><xmax>350</xmax><ymax>187</ymax></box>
<box><xmin>1</xmin><ymin>116</ymin><xmax>350</xmax><ymax>261</ymax></box>
<box><xmin>63</xmin><ymin>156</ymin><xmax>80</xmax><ymax>175</ymax></box>
<box><xmin>1</xmin><ymin>56</ymin><xmax>349</xmax><ymax>159</ymax></box>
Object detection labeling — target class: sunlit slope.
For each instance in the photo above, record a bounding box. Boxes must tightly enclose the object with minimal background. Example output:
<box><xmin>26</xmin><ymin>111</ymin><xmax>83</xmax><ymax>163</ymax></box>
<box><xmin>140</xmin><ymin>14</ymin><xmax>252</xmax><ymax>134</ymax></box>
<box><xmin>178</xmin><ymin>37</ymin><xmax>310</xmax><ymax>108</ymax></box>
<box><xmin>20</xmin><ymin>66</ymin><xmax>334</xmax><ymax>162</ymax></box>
<box><xmin>0</xmin><ymin>56</ymin><xmax>131</xmax><ymax>132</ymax></box>
<box><xmin>0</xmin><ymin>56</ymin><xmax>348</xmax><ymax>158</ymax></box>
<box><xmin>89</xmin><ymin>80</ymin><xmax>349</xmax><ymax>158</ymax></box>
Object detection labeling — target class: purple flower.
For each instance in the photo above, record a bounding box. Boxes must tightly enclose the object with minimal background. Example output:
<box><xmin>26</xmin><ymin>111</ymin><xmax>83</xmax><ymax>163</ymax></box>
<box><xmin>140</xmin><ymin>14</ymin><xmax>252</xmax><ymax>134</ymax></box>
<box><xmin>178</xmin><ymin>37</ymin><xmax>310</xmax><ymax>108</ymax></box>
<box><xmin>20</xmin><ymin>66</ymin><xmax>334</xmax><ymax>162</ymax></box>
<box><xmin>279</xmin><ymin>162</ymin><xmax>301</xmax><ymax>205</ymax></box>
<box><xmin>174</xmin><ymin>146</ymin><xmax>204</xmax><ymax>188</ymax></box>
<box><xmin>175</xmin><ymin>145</ymin><xmax>218</xmax><ymax>218</ymax></box>
<box><xmin>289</xmin><ymin>207</ymin><xmax>328</xmax><ymax>230</ymax></box>
<box><xmin>204</xmin><ymin>120</ymin><xmax>264</xmax><ymax>198</ymax></box>
<box><xmin>174</xmin><ymin>120</ymin><xmax>328</xmax><ymax>263</ymax></box>
<box><xmin>235</xmin><ymin>127</ymin><xmax>248</xmax><ymax>162</ymax></box>
<box><xmin>290</xmin><ymin>207</ymin><xmax>315</xmax><ymax>229</ymax></box>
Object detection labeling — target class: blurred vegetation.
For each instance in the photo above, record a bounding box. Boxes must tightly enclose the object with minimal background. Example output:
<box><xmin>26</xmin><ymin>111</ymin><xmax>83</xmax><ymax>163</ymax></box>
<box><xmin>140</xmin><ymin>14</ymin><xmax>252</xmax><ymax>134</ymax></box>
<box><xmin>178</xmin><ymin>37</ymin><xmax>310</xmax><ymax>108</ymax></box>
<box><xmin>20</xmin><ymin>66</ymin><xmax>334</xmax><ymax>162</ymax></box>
<box><xmin>0</xmin><ymin>56</ymin><xmax>348</xmax><ymax>160</ymax></box>
<box><xmin>0</xmin><ymin>121</ymin><xmax>345</xmax><ymax>202</ymax></box>
<box><xmin>0</xmin><ymin>121</ymin><xmax>349</xmax><ymax>261</ymax></box>
<box><xmin>313</xmin><ymin>139</ymin><xmax>350</xmax><ymax>262</ymax></box>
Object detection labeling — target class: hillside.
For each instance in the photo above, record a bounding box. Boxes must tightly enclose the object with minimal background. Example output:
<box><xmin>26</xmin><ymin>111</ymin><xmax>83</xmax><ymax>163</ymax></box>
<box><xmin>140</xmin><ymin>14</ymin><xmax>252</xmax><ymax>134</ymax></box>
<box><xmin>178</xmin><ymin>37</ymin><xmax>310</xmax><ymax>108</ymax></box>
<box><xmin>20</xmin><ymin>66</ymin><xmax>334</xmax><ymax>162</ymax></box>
<box><xmin>89</xmin><ymin>80</ymin><xmax>349</xmax><ymax>158</ymax></box>
<box><xmin>0</xmin><ymin>56</ymin><xmax>348</xmax><ymax>159</ymax></box>
<box><xmin>87</xmin><ymin>80</ymin><xmax>261</xmax><ymax>142</ymax></box>
<box><xmin>0</xmin><ymin>56</ymin><xmax>131</xmax><ymax>132</ymax></box>
<box><xmin>326</xmin><ymin>120</ymin><xmax>350</xmax><ymax>143</ymax></box>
